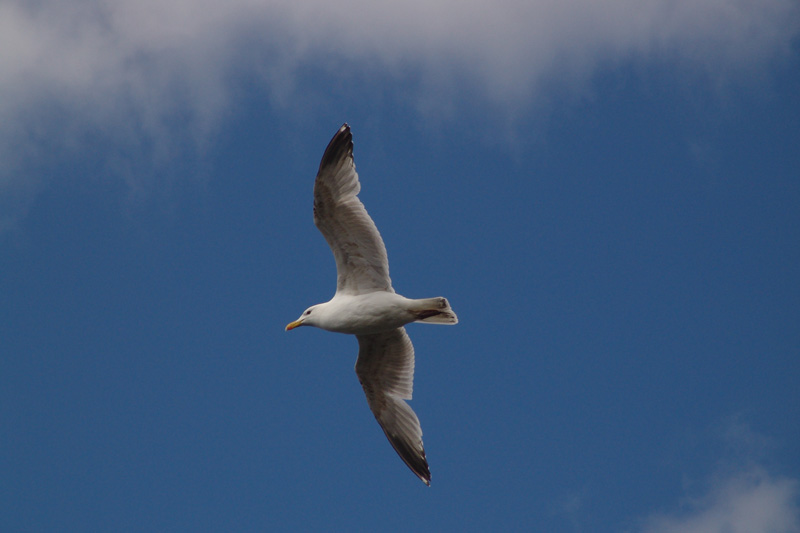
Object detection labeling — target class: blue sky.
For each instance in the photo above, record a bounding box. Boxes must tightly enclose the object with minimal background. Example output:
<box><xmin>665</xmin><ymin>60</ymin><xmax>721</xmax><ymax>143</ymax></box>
<box><xmin>2</xmin><ymin>1</ymin><xmax>800</xmax><ymax>531</ymax></box>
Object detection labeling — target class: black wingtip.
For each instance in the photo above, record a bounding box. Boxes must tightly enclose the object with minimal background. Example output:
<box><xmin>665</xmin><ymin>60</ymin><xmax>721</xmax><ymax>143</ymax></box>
<box><xmin>381</xmin><ymin>427</ymin><xmax>432</xmax><ymax>486</ymax></box>
<box><xmin>317</xmin><ymin>123</ymin><xmax>352</xmax><ymax>170</ymax></box>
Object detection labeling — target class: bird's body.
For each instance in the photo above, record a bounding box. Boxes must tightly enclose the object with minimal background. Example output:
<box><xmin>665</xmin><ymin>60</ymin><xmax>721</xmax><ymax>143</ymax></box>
<box><xmin>298</xmin><ymin>293</ymin><xmax>454</xmax><ymax>336</ymax></box>
<box><xmin>286</xmin><ymin>124</ymin><xmax>457</xmax><ymax>486</ymax></box>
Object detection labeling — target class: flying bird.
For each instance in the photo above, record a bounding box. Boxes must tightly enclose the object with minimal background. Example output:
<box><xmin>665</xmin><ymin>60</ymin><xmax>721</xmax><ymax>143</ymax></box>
<box><xmin>286</xmin><ymin>124</ymin><xmax>458</xmax><ymax>486</ymax></box>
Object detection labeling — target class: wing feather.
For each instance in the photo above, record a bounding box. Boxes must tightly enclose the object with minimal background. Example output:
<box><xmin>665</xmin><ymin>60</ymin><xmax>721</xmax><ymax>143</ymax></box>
<box><xmin>355</xmin><ymin>328</ymin><xmax>430</xmax><ymax>485</ymax></box>
<box><xmin>314</xmin><ymin>124</ymin><xmax>393</xmax><ymax>295</ymax></box>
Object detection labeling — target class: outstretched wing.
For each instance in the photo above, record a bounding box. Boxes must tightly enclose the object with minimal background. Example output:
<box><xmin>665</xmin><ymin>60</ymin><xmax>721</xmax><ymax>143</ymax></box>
<box><xmin>314</xmin><ymin>124</ymin><xmax>393</xmax><ymax>296</ymax></box>
<box><xmin>355</xmin><ymin>328</ymin><xmax>430</xmax><ymax>485</ymax></box>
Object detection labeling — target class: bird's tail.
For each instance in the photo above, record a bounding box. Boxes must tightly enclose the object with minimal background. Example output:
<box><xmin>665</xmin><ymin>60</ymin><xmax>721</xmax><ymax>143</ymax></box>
<box><xmin>410</xmin><ymin>297</ymin><xmax>458</xmax><ymax>325</ymax></box>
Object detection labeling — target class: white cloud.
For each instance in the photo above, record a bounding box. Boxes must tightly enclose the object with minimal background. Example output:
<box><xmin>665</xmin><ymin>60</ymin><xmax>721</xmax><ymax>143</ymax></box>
<box><xmin>1</xmin><ymin>0</ymin><xmax>798</xmax><ymax>226</ymax></box>
<box><xmin>640</xmin><ymin>468</ymin><xmax>800</xmax><ymax>533</ymax></box>
<box><xmin>636</xmin><ymin>418</ymin><xmax>800</xmax><ymax>533</ymax></box>
<box><xmin>3</xmin><ymin>0</ymin><xmax>798</xmax><ymax>129</ymax></box>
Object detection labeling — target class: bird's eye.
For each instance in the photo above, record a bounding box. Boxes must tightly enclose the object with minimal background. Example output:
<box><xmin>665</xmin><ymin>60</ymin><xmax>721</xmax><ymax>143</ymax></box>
<box><xmin>304</xmin><ymin>310</ymin><xmax>311</xmax><ymax>315</ymax></box>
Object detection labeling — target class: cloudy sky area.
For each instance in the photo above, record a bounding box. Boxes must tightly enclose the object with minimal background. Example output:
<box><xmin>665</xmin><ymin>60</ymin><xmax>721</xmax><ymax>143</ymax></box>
<box><xmin>2</xmin><ymin>0</ymin><xmax>797</xmax><ymax>201</ymax></box>
<box><xmin>2</xmin><ymin>0</ymin><xmax>799</xmax><ymax>531</ymax></box>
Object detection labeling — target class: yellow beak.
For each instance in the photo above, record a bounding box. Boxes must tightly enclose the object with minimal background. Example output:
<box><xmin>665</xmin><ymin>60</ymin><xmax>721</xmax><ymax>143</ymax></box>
<box><xmin>285</xmin><ymin>319</ymin><xmax>303</xmax><ymax>331</ymax></box>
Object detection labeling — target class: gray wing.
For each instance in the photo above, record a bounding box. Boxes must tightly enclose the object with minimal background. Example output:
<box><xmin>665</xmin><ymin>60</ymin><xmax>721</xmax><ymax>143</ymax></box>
<box><xmin>355</xmin><ymin>328</ymin><xmax>430</xmax><ymax>485</ymax></box>
<box><xmin>313</xmin><ymin>124</ymin><xmax>393</xmax><ymax>296</ymax></box>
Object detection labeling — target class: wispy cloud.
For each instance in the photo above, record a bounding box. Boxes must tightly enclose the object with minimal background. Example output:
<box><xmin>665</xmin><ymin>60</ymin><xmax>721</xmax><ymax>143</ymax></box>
<box><xmin>636</xmin><ymin>418</ymin><xmax>800</xmax><ymax>533</ymax></box>
<box><xmin>1</xmin><ymin>0</ymin><xmax>798</xmax><ymax>226</ymax></box>
<box><xmin>640</xmin><ymin>468</ymin><xmax>799</xmax><ymax>533</ymax></box>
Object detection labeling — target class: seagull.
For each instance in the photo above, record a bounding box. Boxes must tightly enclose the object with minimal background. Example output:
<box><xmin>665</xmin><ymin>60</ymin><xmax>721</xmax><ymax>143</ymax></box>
<box><xmin>286</xmin><ymin>124</ymin><xmax>458</xmax><ymax>486</ymax></box>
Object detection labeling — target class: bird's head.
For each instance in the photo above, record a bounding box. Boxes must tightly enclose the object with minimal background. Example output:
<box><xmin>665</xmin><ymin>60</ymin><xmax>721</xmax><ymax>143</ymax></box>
<box><xmin>285</xmin><ymin>305</ymin><xmax>319</xmax><ymax>331</ymax></box>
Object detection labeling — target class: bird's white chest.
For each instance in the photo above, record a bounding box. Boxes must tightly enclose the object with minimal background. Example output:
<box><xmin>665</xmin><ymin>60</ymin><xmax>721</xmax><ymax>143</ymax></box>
<box><xmin>319</xmin><ymin>292</ymin><xmax>411</xmax><ymax>335</ymax></box>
